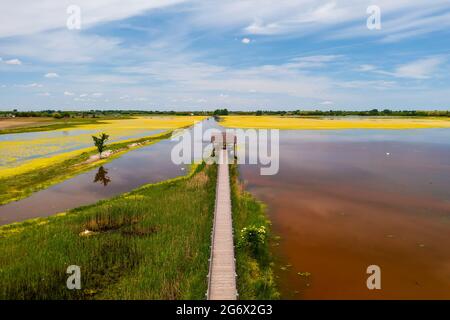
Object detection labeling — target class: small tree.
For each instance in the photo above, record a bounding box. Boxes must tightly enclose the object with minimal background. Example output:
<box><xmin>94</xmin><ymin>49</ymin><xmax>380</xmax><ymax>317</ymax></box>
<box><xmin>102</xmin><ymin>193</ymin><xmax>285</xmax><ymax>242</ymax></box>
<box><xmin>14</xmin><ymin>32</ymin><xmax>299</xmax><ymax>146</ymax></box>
<box><xmin>92</xmin><ymin>133</ymin><xmax>109</xmax><ymax>157</ymax></box>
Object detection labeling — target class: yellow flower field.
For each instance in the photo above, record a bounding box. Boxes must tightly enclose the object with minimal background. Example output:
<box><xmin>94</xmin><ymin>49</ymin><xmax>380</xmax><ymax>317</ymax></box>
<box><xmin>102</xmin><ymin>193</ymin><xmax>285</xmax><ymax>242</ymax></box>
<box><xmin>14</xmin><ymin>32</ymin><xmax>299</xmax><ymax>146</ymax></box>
<box><xmin>220</xmin><ymin>116</ymin><xmax>450</xmax><ymax>130</ymax></box>
<box><xmin>0</xmin><ymin>116</ymin><xmax>204</xmax><ymax>179</ymax></box>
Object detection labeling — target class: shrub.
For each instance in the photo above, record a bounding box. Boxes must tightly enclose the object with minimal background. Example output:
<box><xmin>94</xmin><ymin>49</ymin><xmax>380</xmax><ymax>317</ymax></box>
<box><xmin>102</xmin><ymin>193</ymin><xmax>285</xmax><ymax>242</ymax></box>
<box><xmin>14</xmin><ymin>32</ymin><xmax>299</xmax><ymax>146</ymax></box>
<box><xmin>238</xmin><ymin>225</ymin><xmax>267</xmax><ymax>253</ymax></box>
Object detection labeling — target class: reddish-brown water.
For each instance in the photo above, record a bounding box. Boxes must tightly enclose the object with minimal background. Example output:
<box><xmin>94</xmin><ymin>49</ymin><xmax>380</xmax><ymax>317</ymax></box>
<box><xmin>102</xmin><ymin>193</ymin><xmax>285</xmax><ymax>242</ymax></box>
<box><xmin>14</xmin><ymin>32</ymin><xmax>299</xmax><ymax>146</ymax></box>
<box><xmin>239</xmin><ymin>129</ymin><xmax>450</xmax><ymax>299</ymax></box>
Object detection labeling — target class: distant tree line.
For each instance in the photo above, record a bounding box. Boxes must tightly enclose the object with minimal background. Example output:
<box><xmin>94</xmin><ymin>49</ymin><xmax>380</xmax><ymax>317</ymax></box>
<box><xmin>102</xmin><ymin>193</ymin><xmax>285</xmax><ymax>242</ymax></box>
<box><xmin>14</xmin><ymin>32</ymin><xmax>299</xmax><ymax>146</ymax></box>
<box><xmin>230</xmin><ymin>109</ymin><xmax>450</xmax><ymax>117</ymax></box>
<box><xmin>213</xmin><ymin>108</ymin><xmax>229</xmax><ymax>115</ymax></box>
<box><xmin>1</xmin><ymin>108</ymin><xmax>449</xmax><ymax>118</ymax></box>
<box><xmin>0</xmin><ymin>109</ymin><xmax>210</xmax><ymax>118</ymax></box>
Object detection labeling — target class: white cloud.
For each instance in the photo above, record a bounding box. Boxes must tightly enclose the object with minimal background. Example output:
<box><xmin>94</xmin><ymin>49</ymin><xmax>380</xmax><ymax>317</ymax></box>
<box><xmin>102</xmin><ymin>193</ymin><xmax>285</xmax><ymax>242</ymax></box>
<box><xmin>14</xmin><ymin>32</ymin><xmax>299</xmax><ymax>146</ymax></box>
<box><xmin>392</xmin><ymin>57</ymin><xmax>445</xmax><ymax>79</ymax></box>
<box><xmin>320</xmin><ymin>100</ymin><xmax>333</xmax><ymax>105</ymax></box>
<box><xmin>38</xmin><ymin>92</ymin><xmax>51</xmax><ymax>96</ymax></box>
<box><xmin>44</xmin><ymin>72</ymin><xmax>59</xmax><ymax>78</ymax></box>
<box><xmin>0</xmin><ymin>0</ymin><xmax>188</xmax><ymax>38</ymax></box>
<box><xmin>17</xmin><ymin>83</ymin><xmax>42</xmax><ymax>88</ymax></box>
<box><xmin>288</xmin><ymin>55</ymin><xmax>341</xmax><ymax>68</ymax></box>
<box><xmin>337</xmin><ymin>80</ymin><xmax>397</xmax><ymax>90</ymax></box>
<box><xmin>4</xmin><ymin>58</ymin><xmax>22</xmax><ymax>65</ymax></box>
<box><xmin>190</xmin><ymin>1</ymin><xmax>450</xmax><ymax>43</ymax></box>
<box><xmin>92</xmin><ymin>92</ymin><xmax>103</xmax><ymax>97</ymax></box>
<box><xmin>64</xmin><ymin>91</ymin><xmax>75</xmax><ymax>96</ymax></box>
<box><xmin>241</xmin><ymin>37</ymin><xmax>251</xmax><ymax>44</ymax></box>
<box><xmin>357</xmin><ymin>64</ymin><xmax>377</xmax><ymax>72</ymax></box>
<box><xmin>3</xmin><ymin>0</ymin><xmax>449</xmax><ymax>42</ymax></box>
<box><xmin>355</xmin><ymin>57</ymin><xmax>445</xmax><ymax>80</ymax></box>
<box><xmin>0</xmin><ymin>31</ymin><xmax>122</xmax><ymax>63</ymax></box>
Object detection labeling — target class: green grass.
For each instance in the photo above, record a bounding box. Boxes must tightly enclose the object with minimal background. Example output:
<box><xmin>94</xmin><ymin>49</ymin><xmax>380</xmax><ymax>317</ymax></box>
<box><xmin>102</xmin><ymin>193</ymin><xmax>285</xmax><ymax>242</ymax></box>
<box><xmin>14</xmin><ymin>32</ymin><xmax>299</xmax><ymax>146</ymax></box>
<box><xmin>0</xmin><ymin>130</ymin><xmax>176</xmax><ymax>206</ymax></box>
<box><xmin>0</xmin><ymin>163</ymin><xmax>217</xmax><ymax>299</ymax></box>
<box><xmin>230</xmin><ymin>164</ymin><xmax>279</xmax><ymax>299</ymax></box>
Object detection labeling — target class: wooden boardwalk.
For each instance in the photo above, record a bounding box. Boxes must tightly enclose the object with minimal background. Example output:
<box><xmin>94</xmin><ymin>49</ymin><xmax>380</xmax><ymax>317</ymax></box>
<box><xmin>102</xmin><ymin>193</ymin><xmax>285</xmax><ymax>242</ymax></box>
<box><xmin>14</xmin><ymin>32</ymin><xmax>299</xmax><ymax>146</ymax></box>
<box><xmin>207</xmin><ymin>149</ymin><xmax>237</xmax><ymax>300</ymax></box>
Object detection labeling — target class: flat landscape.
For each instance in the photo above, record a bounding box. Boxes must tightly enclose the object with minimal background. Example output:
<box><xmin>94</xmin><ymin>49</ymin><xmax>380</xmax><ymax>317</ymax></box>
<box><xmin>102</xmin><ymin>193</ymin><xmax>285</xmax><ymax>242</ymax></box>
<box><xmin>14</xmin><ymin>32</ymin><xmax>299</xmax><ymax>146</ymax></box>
<box><xmin>221</xmin><ymin>115</ymin><xmax>450</xmax><ymax>130</ymax></box>
<box><xmin>1</xmin><ymin>114</ymin><xmax>449</xmax><ymax>300</ymax></box>
<box><xmin>0</xmin><ymin>116</ymin><xmax>205</xmax><ymax>179</ymax></box>
<box><xmin>1</xmin><ymin>0</ymin><xmax>450</xmax><ymax>307</ymax></box>
<box><xmin>0</xmin><ymin>117</ymin><xmax>55</xmax><ymax>130</ymax></box>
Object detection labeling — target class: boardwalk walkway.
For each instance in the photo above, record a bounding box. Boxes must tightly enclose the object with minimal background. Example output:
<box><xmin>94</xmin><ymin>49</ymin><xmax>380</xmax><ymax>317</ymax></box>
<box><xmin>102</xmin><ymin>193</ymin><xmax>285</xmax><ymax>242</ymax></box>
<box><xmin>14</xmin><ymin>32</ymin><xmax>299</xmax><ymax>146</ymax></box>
<box><xmin>207</xmin><ymin>149</ymin><xmax>237</xmax><ymax>300</ymax></box>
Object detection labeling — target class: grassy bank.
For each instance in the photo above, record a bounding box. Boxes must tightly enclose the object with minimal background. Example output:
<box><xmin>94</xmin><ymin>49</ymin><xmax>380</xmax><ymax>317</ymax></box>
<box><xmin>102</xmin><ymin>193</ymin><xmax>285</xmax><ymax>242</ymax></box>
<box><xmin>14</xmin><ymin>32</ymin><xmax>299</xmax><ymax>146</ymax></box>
<box><xmin>0</xmin><ymin>117</ymin><xmax>118</xmax><ymax>135</ymax></box>
<box><xmin>230</xmin><ymin>164</ymin><xmax>279</xmax><ymax>299</ymax></box>
<box><xmin>221</xmin><ymin>115</ymin><xmax>450</xmax><ymax>130</ymax></box>
<box><xmin>0</xmin><ymin>130</ymin><xmax>175</xmax><ymax>205</ymax></box>
<box><xmin>0</xmin><ymin>163</ymin><xmax>216</xmax><ymax>299</ymax></box>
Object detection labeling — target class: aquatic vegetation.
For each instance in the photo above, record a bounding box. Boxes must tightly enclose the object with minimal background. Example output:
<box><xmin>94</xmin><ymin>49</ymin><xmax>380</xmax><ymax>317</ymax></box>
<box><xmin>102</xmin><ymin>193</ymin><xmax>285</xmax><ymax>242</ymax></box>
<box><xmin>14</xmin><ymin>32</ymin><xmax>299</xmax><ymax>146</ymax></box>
<box><xmin>220</xmin><ymin>115</ymin><xmax>450</xmax><ymax>130</ymax></box>
<box><xmin>230</xmin><ymin>165</ymin><xmax>279</xmax><ymax>300</ymax></box>
<box><xmin>0</xmin><ymin>116</ymin><xmax>205</xmax><ymax>179</ymax></box>
<box><xmin>238</xmin><ymin>225</ymin><xmax>267</xmax><ymax>254</ymax></box>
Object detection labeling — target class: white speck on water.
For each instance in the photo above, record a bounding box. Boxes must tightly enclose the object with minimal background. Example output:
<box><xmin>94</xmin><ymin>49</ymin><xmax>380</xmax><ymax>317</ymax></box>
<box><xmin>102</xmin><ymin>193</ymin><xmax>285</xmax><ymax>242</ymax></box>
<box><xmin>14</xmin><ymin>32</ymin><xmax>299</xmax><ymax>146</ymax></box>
<box><xmin>386</xmin><ymin>152</ymin><xmax>390</xmax><ymax>156</ymax></box>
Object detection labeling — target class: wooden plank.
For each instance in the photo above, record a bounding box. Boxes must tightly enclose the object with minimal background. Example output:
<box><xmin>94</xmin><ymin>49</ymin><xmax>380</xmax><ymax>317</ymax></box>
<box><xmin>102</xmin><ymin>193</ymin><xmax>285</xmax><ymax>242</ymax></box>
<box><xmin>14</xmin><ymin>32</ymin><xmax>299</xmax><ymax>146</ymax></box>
<box><xmin>207</xmin><ymin>149</ymin><xmax>237</xmax><ymax>300</ymax></box>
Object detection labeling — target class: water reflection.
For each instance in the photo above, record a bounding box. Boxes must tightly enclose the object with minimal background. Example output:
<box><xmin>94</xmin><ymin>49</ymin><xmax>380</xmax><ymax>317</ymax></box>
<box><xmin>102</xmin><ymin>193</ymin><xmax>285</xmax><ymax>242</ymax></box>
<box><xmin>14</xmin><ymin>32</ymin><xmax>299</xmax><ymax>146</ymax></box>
<box><xmin>93</xmin><ymin>166</ymin><xmax>111</xmax><ymax>186</ymax></box>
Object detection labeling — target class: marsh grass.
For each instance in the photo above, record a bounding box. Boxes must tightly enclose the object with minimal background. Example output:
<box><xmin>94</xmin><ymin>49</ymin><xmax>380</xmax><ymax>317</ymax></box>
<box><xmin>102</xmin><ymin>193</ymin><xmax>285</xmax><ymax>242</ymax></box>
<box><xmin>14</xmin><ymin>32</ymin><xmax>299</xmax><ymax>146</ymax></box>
<box><xmin>0</xmin><ymin>163</ymin><xmax>217</xmax><ymax>299</ymax></box>
<box><xmin>230</xmin><ymin>164</ymin><xmax>279</xmax><ymax>300</ymax></box>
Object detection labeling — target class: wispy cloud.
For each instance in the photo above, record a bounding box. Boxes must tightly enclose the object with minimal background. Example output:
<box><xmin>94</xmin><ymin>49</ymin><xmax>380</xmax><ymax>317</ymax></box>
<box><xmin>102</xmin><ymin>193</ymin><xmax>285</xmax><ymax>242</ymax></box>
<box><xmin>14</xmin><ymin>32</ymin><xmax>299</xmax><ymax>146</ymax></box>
<box><xmin>367</xmin><ymin>57</ymin><xmax>447</xmax><ymax>79</ymax></box>
<box><xmin>4</xmin><ymin>58</ymin><xmax>22</xmax><ymax>65</ymax></box>
<box><xmin>16</xmin><ymin>83</ymin><xmax>43</xmax><ymax>88</ymax></box>
<box><xmin>0</xmin><ymin>0</ymin><xmax>188</xmax><ymax>38</ymax></box>
<box><xmin>44</xmin><ymin>72</ymin><xmax>59</xmax><ymax>78</ymax></box>
<box><xmin>391</xmin><ymin>57</ymin><xmax>446</xmax><ymax>79</ymax></box>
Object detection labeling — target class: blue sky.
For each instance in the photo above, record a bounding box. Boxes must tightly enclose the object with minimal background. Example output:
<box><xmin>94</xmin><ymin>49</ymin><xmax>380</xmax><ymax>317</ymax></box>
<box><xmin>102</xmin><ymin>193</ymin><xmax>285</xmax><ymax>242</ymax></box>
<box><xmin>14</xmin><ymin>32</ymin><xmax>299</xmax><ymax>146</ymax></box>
<box><xmin>1</xmin><ymin>0</ymin><xmax>450</xmax><ymax>111</ymax></box>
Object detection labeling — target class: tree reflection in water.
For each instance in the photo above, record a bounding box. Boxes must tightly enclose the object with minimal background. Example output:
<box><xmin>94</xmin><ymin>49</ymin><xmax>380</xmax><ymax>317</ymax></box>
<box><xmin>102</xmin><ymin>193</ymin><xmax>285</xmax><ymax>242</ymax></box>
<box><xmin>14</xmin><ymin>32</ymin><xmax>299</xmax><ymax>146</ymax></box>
<box><xmin>93</xmin><ymin>166</ymin><xmax>111</xmax><ymax>186</ymax></box>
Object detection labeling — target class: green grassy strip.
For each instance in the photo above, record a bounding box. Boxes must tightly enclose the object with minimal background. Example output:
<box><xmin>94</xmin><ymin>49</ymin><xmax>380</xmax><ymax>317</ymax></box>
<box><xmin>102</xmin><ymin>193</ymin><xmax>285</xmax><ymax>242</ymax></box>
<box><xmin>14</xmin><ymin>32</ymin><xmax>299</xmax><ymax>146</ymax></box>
<box><xmin>0</xmin><ymin>129</ymin><xmax>176</xmax><ymax>206</ymax></box>
<box><xmin>0</xmin><ymin>117</ymin><xmax>129</xmax><ymax>135</ymax></box>
<box><xmin>0</xmin><ymin>163</ymin><xmax>217</xmax><ymax>299</ymax></box>
<box><xmin>230</xmin><ymin>164</ymin><xmax>279</xmax><ymax>299</ymax></box>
